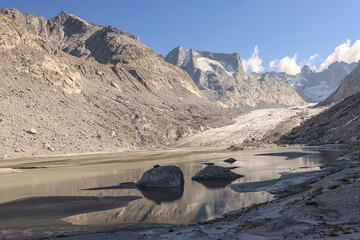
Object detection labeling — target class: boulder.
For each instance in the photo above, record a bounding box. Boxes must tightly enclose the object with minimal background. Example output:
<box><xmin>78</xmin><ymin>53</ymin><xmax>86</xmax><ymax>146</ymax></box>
<box><xmin>224</xmin><ymin>157</ymin><xmax>237</xmax><ymax>163</ymax></box>
<box><xmin>191</xmin><ymin>165</ymin><xmax>244</xmax><ymax>181</ymax></box>
<box><xmin>137</xmin><ymin>165</ymin><xmax>184</xmax><ymax>188</ymax></box>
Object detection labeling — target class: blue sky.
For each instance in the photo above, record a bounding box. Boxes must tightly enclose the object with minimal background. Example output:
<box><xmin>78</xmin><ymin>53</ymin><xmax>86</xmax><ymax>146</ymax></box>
<box><xmin>2</xmin><ymin>0</ymin><xmax>360</xmax><ymax>74</ymax></box>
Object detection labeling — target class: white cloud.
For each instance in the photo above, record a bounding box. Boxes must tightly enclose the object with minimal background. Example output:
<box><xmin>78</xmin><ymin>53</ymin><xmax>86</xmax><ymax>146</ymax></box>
<box><xmin>268</xmin><ymin>54</ymin><xmax>301</xmax><ymax>75</ymax></box>
<box><xmin>308</xmin><ymin>54</ymin><xmax>319</xmax><ymax>61</ymax></box>
<box><xmin>242</xmin><ymin>46</ymin><xmax>264</xmax><ymax>73</ymax></box>
<box><xmin>269</xmin><ymin>59</ymin><xmax>277</xmax><ymax>69</ymax></box>
<box><xmin>320</xmin><ymin>39</ymin><xmax>360</xmax><ymax>70</ymax></box>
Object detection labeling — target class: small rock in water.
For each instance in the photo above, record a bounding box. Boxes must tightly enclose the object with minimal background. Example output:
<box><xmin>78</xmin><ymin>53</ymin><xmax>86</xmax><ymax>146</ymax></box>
<box><xmin>192</xmin><ymin>165</ymin><xmax>244</xmax><ymax>180</ymax></box>
<box><xmin>153</xmin><ymin>164</ymin><xmax>160</xmax><ymax>168</ymax></box>
<box><xmin>224</xmin><ymin>158</ymin><xmax>237</xmax><ymax>163</ymax></box>
<box><xmin>202</xmin><ymin>162</ymin><xmax>215</xmax><ymax>166</ymax></box>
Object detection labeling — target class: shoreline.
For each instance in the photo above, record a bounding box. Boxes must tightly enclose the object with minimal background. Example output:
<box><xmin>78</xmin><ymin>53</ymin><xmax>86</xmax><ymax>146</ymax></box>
<box><xmin>42</xmin><ymin>149</ymin><xmax>360</xmax><ymax>240</ymax></box>
<box><xmin>0</xmin><ymin>146</ymin><xmax>358</xmax><ymax>239</ymax></box>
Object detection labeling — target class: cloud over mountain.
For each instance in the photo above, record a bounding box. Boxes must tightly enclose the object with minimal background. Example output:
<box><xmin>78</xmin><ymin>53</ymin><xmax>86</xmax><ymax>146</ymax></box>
<box><xmin>319</xmin><ymin>39</ymin><xmax>360</xmax><ymax>71</ymax></box>
<box><xmin>242</xmin><ymin>46</ymin><xmax>264</xmax><ymax>73</ymax></box>
<box><xmin>269</xmin><ymin>55</ymin><xmax>301</xmax><ymax>75</ymax></box>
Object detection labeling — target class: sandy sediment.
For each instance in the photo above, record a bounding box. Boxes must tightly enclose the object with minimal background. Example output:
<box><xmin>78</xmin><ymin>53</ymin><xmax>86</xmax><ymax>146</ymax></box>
<box><xmin>0</xmin><ymin>168</ymin><xmax>21</xmax><ymax>175</ymax></box>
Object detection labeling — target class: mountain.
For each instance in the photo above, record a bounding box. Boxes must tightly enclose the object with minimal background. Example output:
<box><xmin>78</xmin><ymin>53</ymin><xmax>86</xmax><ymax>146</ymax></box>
<box><xmin>279</xmin><ymin>91</ymin><xmax>360</xmax><ymax>145</ymax></box>
<box><xmin>165</xmin><ymin>46</ymin><xmax>304</xmax><ymax>108</ymax></box>
<box><xmin>319</xmin><ymin>63</ymin><xmax>360</xmax><ymax>106</ymax></box>
<box><xmin>0</xmin><ymin>8</ymin><xmax>232</xmax><ymax>157</ymax></box>
<box><xmin>284</xmin><ymin>61</ymin><xmax>359</xmax><ymax>102</ymax></box>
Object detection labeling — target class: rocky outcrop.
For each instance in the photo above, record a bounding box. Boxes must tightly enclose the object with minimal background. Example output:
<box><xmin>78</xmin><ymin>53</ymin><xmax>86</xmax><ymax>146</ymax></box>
<box><xmin>0</xmin><ymin>9</ymin><xmax>233</xmax><ymax>158</ymax></box>
<box><xmin>280</xmin><ymin>92</ymin><xmax>360</xmax><ymax>145</ymax></box>
<box><xmin>191</xmin><ymin>165</ymin><xmax>244</xmax><ymax>180</ymax></box>
<box><xmin>319</xmin><ymin>63</ymin><xmax>360</xmax><ymax>106</ymax></box>
<box><xmin>165</xmin><ymin>46</ymin><xmax>304</xmax><ymax>108</ymax></box>
<box><xmin>137</xmin><ymin>166</ymin><xmax>184</xmax><ymax>187</ymax></box>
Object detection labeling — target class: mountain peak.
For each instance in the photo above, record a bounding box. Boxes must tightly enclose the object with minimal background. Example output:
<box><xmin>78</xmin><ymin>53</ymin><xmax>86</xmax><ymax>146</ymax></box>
<box><xmin>301</xmin><ymin>65</ymin><xmax>313</xmax><ymax>75</ymax></box>
<box><xmin>165</xmin><ymin>46</ymin><xmax>189</xmax><ymax>67</ymax></box>
<box><xmin>52</xmin><ymin>10</ymin><xmax>87</xmax><ymax>25</ymax></box>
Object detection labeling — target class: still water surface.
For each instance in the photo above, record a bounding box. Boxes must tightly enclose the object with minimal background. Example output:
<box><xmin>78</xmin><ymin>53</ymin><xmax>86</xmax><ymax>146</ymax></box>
<box><xmin>0</xmin><ymin>146</ymin><xmax>348</xmax><ymax>228</ymax></box>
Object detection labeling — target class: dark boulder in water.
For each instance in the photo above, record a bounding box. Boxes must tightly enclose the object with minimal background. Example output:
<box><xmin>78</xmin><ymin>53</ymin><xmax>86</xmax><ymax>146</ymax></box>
<box><xmin>137</xmin><ymin>165</ymin><xmax>184</xmax><ymax>188</ymax></box>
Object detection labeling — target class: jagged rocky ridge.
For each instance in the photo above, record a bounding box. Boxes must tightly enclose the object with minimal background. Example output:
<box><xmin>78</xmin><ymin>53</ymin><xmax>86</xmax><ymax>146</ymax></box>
<box><xmin>165</xmin><ymin>46</ymin><xmax>305</xmax><ymax>108</ymax></box>
<box><xmin>279</xmin><ymin>92</ymin><xmax>360</xmax><ymax>145</ymax></box>
<box><xmin>280</xmin><ymin>61</ymin><xmax>359</xmax><ymax>102</ymax></box>
<box><xmin>0</xmin><ymin>8</ymin><xmax>233</xmax><ymax>157</ymax></box>
<box><xmin>319</xmin><ymin>63</ymin><xmax>360</xmax><ymax>106</ymax></box>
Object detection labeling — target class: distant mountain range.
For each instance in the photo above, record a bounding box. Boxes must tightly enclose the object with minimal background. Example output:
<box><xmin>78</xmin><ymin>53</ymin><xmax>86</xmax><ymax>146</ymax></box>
<box><xmin>277</xmin><ymin>61</ymin><xmax>359</xmax><ymax>102</ymax></box>
<box><xmin>166</xmin><ymin>46</ymin><xmax>360</xmax><ymax>106</ymax></box>
<box><xmin>165</xmin><ymin>46</ymin><xmax>304</xmax><ymax>108</ymax></box>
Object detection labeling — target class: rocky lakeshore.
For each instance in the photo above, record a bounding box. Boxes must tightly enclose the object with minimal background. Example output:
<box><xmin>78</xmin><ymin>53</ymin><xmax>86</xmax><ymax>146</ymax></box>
<box><xmin>39</xmin><ymin>150</ymin><xmax>360</xmax><ymax>240</ymax></box>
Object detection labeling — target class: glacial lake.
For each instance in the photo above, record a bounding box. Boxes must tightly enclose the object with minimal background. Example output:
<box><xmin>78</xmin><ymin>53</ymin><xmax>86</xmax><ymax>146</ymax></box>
<box><xmin>0</xmin><ymin>146</ymin><xmax>349</xmax><ymax>235</ymax></box>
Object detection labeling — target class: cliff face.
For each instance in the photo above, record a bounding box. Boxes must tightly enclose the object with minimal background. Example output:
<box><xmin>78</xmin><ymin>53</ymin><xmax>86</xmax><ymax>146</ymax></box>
<box><xmin>165</xmin><ymin>46</ymin><xmax>305</xmax><ymax>108</ymax></box>
<box><xmin>319</xmin><ymin>63</ymin><xmax>360</xmax><ymax>106</ymax></box>
<box><xmin>280</xmin><ymin>92</ymin><xmax>360</xmax><ymax>145</ymax></box>
<box><xmin>0</xmin><ymin>9</ymin><xmax>232</xmax><ymax>158</ymax></box>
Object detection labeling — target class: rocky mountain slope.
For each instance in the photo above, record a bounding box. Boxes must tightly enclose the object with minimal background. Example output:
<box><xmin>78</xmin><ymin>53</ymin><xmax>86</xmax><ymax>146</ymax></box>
<box><xmin>282</xmin><ymin>59</ymin><xmax>360</xmax><ymax>145</ymax></box>
<box><xmin>319</xmin><ymin>63</ymin><xmax>360</xmax><ymax>105</ymax></box>
<box><xmin>283</xmin><ymin>61</ymin><xmax>359</xmax><ymax>102</ymax></box>
<box><xmin>0</xmin><ymin>9</ymin><xmax>232</xmax><ymax>158</ymax></box>
<box><xmin>165</xmin><ymin>46</ymin><xmax>304</xmax><ymax>108</ymax></box>
<box><xmin>279</xmin><ymin>92</ymin><xmax>360</xmax><ymax>145</ymax></box>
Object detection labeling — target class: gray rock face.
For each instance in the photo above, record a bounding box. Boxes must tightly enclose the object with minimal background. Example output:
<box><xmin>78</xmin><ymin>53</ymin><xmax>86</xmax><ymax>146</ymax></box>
<box><xmin>280</xmin><ymin>91</ymin><xmax>360</xmax><ymax>145</ymax></box>
<box><xmin>137</xmin><ymin>166</ymin><xmax>184</xmax><ymax>188</ymax></box>
<box><xmin>0</xmin><ymin>8</ymin><xmax>234</xmax><ymax>157</ymax></box>
<box><xmin>191</xmin><ymin>165</ymin><xmax>244</xmax><ymax>180</ymax></box>
<box><xmin>282</xmin><ymin>61</ymin><xmax>359</xmax><ymax>102</ymax></box>
<box><xmin>319</xmin><ymin>63</ymin><xmax>360</xmax><ymax>105</ymax></box>
<box><xmin>165</xmin><ymin>46</ymin><xmax>304</xmax><ymax>108</ymax></box>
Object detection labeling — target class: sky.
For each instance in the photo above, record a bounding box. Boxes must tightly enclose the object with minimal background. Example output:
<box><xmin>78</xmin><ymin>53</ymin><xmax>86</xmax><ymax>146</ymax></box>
<box><xmin>1</xmin><ymin>0</ymin><xmax>360</xmax><ymax>74</ymax></box>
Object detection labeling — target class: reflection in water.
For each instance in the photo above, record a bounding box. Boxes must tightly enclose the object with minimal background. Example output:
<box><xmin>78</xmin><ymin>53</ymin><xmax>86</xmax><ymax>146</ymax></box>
<box><xmin>193</xmin><ymin>179</ymin><xmax>237</xmax><ymax>189</ymax></box>
<box><xmin>0</xmin><ymin>196</ymin><xmax>141</xmax><ymax>229</ymax></box>
<box><xmin>138</xmin><ymin>186</ymin><xmax>184</xmax><ymax>204</ymax></box>
<box><xmin>83</xmin><ymin>182</ymin><xmax>137</xmax><ymax>190</ymax></box>
<box><xmin>255</xmin><ymin>151</ymin><xmax>317</xmax><ymax>160</ymax></box>
<box><xmin>0</xmin><ymin>147</ymin><xmax>349</xmax><ymax>230</ymax></box>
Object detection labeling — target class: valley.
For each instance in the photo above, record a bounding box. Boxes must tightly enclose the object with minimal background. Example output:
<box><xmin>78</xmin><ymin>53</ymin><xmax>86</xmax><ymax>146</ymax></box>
<box><xmin>1</xmin><ymin>4</ymin><xmax>360</xmax><ymax>240</ymax></box>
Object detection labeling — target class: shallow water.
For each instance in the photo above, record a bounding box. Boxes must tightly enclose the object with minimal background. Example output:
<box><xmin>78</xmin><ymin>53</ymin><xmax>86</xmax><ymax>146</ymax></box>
<box><xmin>0</xmin><ymin>146</ymin><xmax>349</xmax><ymax>230</ymax></box>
